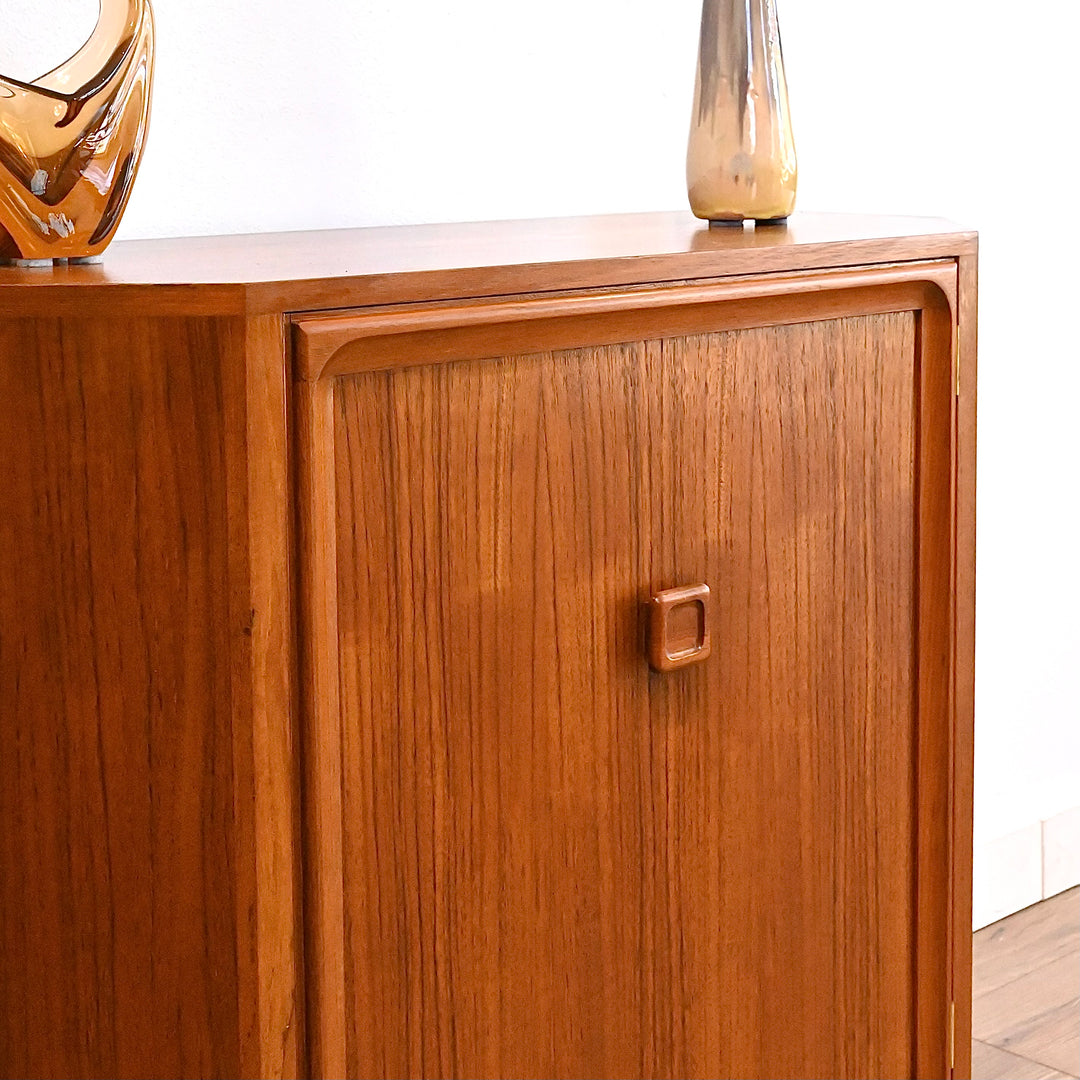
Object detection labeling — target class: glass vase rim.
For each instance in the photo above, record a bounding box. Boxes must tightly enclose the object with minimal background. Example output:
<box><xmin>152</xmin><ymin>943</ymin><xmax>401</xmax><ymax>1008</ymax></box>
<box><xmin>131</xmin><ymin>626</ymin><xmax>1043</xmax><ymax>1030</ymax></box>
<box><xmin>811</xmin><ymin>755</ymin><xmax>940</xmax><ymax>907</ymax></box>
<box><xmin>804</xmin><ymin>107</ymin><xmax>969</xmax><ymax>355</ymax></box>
<box><xmin>0</xmin><ymin>0</ymin><xmax>143</xmax><ymax>96</ymax></box>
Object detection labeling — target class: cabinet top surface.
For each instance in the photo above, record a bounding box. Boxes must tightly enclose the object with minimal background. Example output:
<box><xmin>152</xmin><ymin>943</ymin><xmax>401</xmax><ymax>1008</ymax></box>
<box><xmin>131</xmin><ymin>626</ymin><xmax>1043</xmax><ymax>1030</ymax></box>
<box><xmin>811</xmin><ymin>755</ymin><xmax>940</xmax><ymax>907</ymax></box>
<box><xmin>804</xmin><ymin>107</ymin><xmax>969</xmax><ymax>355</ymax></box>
<box><xmin>0</xmin><ymin>210</ymin><xmax>976</xmax><ymax>317</ymax></box>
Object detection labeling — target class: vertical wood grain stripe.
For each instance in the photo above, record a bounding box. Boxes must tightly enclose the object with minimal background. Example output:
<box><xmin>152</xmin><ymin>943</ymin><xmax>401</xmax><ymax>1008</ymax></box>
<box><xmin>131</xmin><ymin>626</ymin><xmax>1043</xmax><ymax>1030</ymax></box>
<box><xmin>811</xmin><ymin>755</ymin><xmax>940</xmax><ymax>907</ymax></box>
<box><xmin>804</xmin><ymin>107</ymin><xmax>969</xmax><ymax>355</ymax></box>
<box><xmin>296</xmin><ymin>379</ymin><xmax>348</xmax><ymax>1080</ymax></box>
<box><xmin>226</xmin><ymin>314</ymin><xmax>305</xmax><ymax>1079</ymax></box>
<box><xmin>952</xmin><ymin>251</ymin><xmax>979</xmax><ymax>1080</ymax></box>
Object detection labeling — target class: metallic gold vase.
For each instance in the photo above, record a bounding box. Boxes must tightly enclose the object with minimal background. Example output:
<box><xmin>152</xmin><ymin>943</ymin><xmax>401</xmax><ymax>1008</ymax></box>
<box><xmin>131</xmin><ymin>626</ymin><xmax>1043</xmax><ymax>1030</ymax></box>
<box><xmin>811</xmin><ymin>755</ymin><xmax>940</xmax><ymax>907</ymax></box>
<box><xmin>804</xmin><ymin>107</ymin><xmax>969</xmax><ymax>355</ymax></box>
<box><xmin>687</xmin><ymin>0</ymin><xmax>796</xmax><ymax>224</ymax></box>
<box><xmin>0</xmin><ymin>0</ymin><xmax>155</xmax><ymax>265</ymax></box>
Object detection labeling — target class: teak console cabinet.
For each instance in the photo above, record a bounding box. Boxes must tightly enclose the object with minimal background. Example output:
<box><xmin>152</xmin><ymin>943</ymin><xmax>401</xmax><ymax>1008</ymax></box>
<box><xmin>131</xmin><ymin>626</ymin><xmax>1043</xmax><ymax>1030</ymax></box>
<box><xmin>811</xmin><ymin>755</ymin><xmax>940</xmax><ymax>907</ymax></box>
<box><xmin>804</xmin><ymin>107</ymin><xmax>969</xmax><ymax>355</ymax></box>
<box><xmin>0</xmin><ymin>213</ymin><xmax>977</xmax><ymax>1080</ymax></box>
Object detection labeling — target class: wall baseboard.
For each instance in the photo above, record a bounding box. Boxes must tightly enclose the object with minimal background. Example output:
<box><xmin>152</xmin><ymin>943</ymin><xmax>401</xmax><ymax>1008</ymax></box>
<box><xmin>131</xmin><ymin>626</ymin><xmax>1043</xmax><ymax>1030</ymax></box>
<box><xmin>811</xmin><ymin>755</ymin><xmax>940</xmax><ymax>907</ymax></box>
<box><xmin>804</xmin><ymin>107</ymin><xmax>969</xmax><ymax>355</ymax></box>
<box><xmin>974</xmin><ymin>804</ymin><xmax>1080</xmax><ymax>929</ymax></box>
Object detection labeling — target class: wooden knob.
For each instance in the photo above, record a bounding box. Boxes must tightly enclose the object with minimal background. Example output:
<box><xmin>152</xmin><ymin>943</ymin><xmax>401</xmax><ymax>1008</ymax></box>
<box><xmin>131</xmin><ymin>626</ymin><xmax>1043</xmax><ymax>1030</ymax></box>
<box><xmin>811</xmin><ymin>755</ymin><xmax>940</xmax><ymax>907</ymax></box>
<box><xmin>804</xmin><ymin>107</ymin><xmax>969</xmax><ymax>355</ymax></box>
<box><xmin>647</xmin><ymin>584</ymin><xmax>712</xmax><ymax>672</ymax></box>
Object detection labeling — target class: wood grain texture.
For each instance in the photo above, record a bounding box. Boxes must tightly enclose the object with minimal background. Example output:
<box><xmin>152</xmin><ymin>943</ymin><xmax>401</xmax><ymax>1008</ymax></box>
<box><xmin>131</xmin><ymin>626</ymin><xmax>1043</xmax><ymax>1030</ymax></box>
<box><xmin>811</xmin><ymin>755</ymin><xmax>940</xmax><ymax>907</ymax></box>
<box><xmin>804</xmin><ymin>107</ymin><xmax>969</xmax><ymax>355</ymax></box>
<box><xmin>0</xmin><ymin>315</ymin><xmax>301</xmax><ymax>1079</ymax></box>
<box><xmin>952</xmin><ymin>246</ymin><xmax>979</xmax><ymax>1080</ymax></box>
<box><xmin>293</xmin><ymin>260</ymin><xmax>958</xmax><ymax>381</ymax></box>
<box><xmin>224</xmin><ymin>315</ymin><xmax>306</xmax><ymax>1080</ymax></box>
<box><xmin>914</xmin><ymin>277</ymin><xmax>958</xmax><ymax>1079</ymax></box>
<box><xmin>0</xmin><ymin>316</ymin><xmax>243</xmax><ymax>1078</ymax></box>
<box><xmin>295</xmin><ymin>377</ymin><xmax>348</xmax><ymax>1080</ymax></box>
<box><xmin>0</xmin><ymin>211</ymin><xmax>976</xmax><ymax>318</ymax></box>
<box><xmin>299</xmin><ymin>290</ymin><xmax>954</xmax><ymax>1078</ymax></box>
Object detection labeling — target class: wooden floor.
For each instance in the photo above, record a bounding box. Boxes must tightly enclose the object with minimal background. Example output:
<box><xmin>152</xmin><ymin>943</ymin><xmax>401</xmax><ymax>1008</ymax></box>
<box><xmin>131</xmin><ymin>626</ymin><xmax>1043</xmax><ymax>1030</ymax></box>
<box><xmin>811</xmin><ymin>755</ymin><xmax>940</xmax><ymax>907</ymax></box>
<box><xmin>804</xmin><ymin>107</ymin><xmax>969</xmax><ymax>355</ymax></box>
<box><xmin>972</xmin><ymin>886</ymin><xmax>1079</xmax><ymax>1079</ymax></box>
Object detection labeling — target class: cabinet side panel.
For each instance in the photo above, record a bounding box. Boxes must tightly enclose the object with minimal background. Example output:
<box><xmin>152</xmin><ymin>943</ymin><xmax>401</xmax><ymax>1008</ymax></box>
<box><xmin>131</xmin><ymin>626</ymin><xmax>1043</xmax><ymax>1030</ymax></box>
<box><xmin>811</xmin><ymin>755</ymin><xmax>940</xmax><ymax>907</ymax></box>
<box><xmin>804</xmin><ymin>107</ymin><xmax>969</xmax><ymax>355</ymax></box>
<box><xmin>326</xmin><ymin>312</ymin><xmax>920</xmax><ymax>1079</ymax></box>
<box><xmin>0</xmin><ymin>318</ymin><xmax>242</xmax><ymax>1079</ymax></box>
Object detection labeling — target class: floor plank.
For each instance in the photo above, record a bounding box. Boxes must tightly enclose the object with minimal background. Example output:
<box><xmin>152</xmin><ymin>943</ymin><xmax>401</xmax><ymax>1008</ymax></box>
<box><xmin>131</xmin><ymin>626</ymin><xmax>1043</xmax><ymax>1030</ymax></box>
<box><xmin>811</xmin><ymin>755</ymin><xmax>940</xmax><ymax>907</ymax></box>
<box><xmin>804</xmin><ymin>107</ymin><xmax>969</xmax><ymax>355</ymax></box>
<box><xmin>972</xmin><ymin>1039</ymin><xmax>1076</xmax><ymax>1080</ymax></box>
<box><xmin>991</xmin><ymin>998</ymin><xmax>1080</xmax><ymax>1079</ymax></box>
<box><xmin>974</xmin><ymin>888</ymin><xmax>1080</xmax><ymax>995</ymax></box>
<box><xmin>972</xmin><ymin>886</ymin><xmax>1080</xmax><ymax>1080</ymax></box>
<box><xmin>973</xmin><ymin>952</ymin><xmax>1079</xmax><ymax>1038</ymax></box>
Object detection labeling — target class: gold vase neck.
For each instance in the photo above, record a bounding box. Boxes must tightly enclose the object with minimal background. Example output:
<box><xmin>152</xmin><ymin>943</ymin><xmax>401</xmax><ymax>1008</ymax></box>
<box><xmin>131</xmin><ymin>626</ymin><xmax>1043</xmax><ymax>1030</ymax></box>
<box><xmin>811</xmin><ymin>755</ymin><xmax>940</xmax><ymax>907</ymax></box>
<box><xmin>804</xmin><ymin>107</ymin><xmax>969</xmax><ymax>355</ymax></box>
<box><xmin>696</xmin><ymin>0</ymin><xmax>785</xmax><ymax>122</ymax></box>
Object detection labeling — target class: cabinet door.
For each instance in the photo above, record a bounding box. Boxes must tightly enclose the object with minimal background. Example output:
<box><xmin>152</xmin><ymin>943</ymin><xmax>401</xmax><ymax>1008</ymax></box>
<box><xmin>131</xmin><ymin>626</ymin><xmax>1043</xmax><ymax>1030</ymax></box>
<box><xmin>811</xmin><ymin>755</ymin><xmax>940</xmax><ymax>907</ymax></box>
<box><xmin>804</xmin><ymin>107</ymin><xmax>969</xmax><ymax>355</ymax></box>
<box><xmin>294</xmin><ymin>264</ymin><xmax>958</xmax><ymax>1080</ymax></box>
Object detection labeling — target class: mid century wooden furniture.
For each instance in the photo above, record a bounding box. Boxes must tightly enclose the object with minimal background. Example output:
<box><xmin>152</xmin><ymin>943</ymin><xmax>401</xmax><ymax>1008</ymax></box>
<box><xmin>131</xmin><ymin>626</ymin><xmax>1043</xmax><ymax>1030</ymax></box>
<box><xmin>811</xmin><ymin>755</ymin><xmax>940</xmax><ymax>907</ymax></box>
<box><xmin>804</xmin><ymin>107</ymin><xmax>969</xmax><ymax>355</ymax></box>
<box><xmin>0</xmin><ymin>212</ymin><xmax>977</xmax><ymax>1080</ymax></box>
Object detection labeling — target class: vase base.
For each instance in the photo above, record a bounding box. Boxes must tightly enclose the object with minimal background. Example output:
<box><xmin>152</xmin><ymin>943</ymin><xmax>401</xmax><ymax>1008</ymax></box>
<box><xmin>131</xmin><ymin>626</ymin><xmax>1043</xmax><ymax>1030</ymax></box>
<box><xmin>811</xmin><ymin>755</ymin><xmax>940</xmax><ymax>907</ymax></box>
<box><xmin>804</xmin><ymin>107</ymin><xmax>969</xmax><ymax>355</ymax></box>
<box><xmin>0</xmin><ymin>254</ymin><xmax>104</xmax><ymax>268</ymax></box>
<box><xmin>708</xmin><ymin>217</ymin><xmax>789</xmax><ymax>228</ymax></box>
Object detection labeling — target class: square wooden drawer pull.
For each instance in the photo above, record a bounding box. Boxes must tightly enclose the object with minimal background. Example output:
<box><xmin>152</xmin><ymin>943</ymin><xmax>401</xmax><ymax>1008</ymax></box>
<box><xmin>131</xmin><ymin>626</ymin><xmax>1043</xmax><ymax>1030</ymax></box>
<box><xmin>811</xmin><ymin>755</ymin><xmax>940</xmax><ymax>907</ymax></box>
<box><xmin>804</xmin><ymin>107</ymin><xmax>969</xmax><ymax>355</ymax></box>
<box><xmin>648</xmin><ymin>583</ymin><xmax>712</xmax><ymax>672</ymax></box>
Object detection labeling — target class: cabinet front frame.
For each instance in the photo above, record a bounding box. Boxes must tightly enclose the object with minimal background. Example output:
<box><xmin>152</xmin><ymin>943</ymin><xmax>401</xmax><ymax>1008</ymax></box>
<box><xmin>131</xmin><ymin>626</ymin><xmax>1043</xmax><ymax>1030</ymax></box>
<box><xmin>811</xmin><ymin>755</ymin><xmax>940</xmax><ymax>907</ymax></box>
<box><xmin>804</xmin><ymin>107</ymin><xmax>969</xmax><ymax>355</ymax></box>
<box><xmin>291</xmin><ymin>258</ymin><xmax>970</xmax><ymax>1080</ymax></box>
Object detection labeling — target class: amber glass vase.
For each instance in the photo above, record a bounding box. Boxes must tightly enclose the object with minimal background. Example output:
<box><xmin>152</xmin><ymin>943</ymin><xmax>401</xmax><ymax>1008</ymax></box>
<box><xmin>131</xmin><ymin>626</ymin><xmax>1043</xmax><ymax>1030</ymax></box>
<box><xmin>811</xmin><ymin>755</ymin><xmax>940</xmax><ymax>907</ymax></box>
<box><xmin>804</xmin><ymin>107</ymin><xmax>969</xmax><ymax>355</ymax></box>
<box><xmin>687</xmin><ymin>0</ymin><xmax>796</xmax><ymax>224</ymax></box>
<box><xmin>0</xmin><ymin>0</ymin><xmax>155</xmax><ymax>264</ymax></box>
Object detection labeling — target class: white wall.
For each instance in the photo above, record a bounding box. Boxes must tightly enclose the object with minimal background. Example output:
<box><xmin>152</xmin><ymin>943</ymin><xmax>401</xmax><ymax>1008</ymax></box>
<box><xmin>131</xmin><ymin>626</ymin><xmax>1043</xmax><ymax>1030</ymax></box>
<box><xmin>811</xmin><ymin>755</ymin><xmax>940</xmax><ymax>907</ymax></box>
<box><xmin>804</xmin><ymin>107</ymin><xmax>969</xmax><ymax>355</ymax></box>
<box><xmin>4</xmin><ymin>1</ymin><xmax>1078</xmax><ymax>924</ymax></box>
